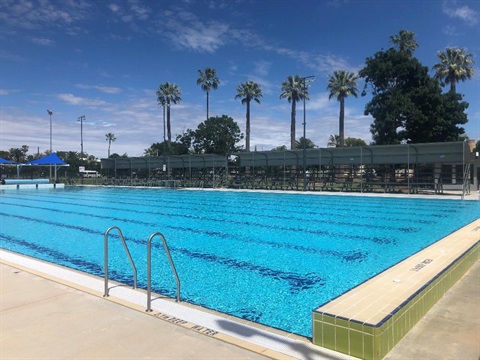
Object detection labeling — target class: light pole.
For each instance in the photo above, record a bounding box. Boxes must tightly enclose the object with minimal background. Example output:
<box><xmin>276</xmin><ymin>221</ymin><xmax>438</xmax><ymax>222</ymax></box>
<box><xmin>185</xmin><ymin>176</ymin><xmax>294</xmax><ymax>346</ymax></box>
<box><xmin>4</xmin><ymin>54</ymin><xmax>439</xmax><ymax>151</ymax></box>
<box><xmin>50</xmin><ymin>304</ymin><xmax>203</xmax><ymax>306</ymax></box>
<box><xmin>301</xmin><ymin>76</ymin><xmax>315</xmax><ymax>191</ymax></box>
<box><xmin>47</xmin><ymin>110</ymin><xmax>53</xmax><ymax>179</ymax></box>
<box><xmin>77</xmin><ymin>115</ymin><xmax>85</xmax><ymax>160</ymax></box>
<box><xmin>47</xmin><ymin>110</ymin><xmax>53</xmax><ymax>153</ymax></box>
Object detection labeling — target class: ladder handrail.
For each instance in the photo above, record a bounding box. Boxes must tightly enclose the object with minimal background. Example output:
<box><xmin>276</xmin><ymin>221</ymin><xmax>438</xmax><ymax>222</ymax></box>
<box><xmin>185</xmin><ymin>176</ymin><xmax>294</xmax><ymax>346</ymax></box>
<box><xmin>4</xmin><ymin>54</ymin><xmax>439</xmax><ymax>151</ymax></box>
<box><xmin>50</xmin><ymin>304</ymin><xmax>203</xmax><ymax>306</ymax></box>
<box><xmin>103</xmin><ymin>226</ymin><xmax>138</xmax><ymax>297</ymax></box>
<box><xmin>147</xmin><ymin>232</ymin><xmax>181</xmax><ymax>312</ymax></box>
<box><xmin>462</xmin><ymin>164</ymin><xmax>470</xmax><ymax>199</ymax></box>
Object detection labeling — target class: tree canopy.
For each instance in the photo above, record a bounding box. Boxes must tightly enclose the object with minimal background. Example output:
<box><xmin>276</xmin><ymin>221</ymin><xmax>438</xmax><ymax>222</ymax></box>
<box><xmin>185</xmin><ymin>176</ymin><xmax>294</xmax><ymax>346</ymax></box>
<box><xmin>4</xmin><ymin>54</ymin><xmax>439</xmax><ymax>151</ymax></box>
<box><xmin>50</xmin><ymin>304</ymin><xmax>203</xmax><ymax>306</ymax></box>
<box><xmin>294</xmin><ymin>137</ymin><xmax>316</xmax><ymax>149</ymax></box>
<box><xmin>433</xmin><ymin>47</ymin><xmax>475</xmax><ymax>93</ymax></box>
<box><xmin>144</xmin><ymin>140</ymin><xmax>189</xmax><ymax>157</ymax></box>
<box><xmin>179</xmin><ymin>115</ymin><xmax>244</xmax><ymax>156</ymax></box>
<box><xmin>389</xmin><ymin>30</ymin><xmax>418</xmax><ymax>55</ymax></box>
<box><xmin>359</xmin><ymin>47</ymin><xmax>468</xmax><ymax>144</ymax></box>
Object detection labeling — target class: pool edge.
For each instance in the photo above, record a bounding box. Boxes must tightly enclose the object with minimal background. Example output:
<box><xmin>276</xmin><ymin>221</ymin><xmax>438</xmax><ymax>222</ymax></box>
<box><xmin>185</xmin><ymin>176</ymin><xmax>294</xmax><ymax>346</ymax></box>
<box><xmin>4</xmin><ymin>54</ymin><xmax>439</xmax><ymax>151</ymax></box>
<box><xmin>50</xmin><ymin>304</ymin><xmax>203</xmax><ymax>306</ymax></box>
<box><xmin>312</xmin><ymin>220</ymin><xmax>480</xmax><ymax>360</ymax></box>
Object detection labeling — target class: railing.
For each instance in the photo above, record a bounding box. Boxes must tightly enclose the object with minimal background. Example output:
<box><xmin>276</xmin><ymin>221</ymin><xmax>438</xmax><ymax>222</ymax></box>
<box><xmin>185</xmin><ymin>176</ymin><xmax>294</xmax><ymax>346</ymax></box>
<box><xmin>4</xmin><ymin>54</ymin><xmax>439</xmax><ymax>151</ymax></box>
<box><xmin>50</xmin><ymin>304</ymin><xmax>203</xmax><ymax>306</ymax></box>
<box><xmin>103</xmin><ymin>226</ymin><xmax>137</xmax><ymax>297</ymax></box>
<box><xmin>462</xmin><ymin>164</ymin><xmax>470</xmax><ymax>199</ymax></box>
<box><xmin>146</xmin><ymin>232</ymin><xmax>181</xmax><ymax>312</ymax></box>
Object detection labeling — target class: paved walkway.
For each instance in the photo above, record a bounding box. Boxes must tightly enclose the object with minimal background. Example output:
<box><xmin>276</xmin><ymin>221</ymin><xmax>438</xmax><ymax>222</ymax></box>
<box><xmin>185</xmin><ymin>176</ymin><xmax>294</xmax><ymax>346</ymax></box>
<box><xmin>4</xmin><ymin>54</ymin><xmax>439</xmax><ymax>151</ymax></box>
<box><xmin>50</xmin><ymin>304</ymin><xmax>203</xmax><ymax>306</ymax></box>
<box><xmin>0</xmin><ymin>262</ymin><xmax>268</xmax><ymax>360</ymax></box>
<box><xmin>1</xmin><ymin>259</ymin><xmax>478</xmax><ymax>360</ymax></box>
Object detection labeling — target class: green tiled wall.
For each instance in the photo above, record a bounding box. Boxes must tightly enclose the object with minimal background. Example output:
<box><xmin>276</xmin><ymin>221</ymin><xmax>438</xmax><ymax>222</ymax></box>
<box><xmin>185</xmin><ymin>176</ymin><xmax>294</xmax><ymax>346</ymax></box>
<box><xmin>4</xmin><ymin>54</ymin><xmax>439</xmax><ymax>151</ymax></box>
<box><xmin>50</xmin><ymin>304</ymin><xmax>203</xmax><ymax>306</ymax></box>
<box><xmin>312</xmin><ymin>244</ymin><xmax>478</xmax><ymax>360</ymax></box>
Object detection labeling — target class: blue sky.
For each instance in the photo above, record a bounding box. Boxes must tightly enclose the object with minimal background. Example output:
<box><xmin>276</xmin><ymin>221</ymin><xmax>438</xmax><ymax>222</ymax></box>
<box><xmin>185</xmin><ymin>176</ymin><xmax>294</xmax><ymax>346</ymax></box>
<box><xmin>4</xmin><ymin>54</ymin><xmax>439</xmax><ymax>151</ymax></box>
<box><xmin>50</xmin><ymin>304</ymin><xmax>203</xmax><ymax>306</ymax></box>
<box><xmin>1</xmin><ymin>0</ymin><xmax>479</xmax><ymax>158</ymax></box>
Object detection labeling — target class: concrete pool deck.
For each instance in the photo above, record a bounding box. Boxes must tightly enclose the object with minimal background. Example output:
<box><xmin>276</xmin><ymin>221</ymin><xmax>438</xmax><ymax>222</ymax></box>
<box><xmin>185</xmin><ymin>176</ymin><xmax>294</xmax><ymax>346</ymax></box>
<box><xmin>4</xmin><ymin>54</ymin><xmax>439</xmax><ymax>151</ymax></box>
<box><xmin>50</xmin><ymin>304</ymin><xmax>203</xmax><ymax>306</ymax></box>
<box><xmin>1</xmin><ymin>256</ymin><xmax>478</xmax><ymax>359</ymax></box>
<box><xmin>1</xmin><ymin>190</ymin><xmax>479</xmax><ymax>359</ymax></box>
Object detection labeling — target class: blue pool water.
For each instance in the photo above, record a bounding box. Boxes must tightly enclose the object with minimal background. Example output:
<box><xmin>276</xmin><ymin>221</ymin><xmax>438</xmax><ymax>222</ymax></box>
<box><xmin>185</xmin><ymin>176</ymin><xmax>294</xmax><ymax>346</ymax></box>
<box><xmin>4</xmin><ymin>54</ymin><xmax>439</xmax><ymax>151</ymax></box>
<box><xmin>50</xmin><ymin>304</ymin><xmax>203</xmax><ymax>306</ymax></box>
<box><xmin>1</xmin><ymin>187</ymin><xmax>479</xmax><ymax>337</ymax></box>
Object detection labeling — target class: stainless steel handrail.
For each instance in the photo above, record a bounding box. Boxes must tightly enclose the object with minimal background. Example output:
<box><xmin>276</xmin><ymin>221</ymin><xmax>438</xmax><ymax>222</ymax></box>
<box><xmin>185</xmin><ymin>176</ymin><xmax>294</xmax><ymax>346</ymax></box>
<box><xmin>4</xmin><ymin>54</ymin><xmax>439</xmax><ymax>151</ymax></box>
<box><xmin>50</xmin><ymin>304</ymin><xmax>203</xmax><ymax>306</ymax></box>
<box><xmin>146</xmin><ymin>232</ymin><xmax>181</xmax><ymax>312</ymax></box>
<box><xmin>462</xmin><ymin>164</ymin><xmax>470</xmax><ymax>199</ymax></box>
<box><xmin>103</xmin><ymin>226</ymin><xmax>138</xmax><ymax>297</ymax></box>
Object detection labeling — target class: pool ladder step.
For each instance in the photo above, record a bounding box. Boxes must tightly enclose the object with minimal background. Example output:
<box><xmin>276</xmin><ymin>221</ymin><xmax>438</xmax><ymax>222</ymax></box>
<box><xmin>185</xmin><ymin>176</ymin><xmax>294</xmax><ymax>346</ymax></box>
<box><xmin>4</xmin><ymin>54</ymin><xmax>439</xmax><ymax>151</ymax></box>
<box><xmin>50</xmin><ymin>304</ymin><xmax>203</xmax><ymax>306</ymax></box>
<box><xmin>103</xmin><ymin>226</ymin><xmax>181</xmax><ymax>311</ymax></box>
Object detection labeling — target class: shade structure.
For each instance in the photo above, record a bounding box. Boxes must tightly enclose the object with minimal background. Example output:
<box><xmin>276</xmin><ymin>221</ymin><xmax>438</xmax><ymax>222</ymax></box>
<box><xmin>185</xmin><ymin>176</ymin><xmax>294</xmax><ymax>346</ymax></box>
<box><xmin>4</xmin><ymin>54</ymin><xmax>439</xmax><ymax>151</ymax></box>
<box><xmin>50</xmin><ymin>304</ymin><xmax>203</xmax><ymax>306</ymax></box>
<box><xmin>101</xmin><ymin>154</ymin><xmax>228</xmax><ymax>170</ymax></box>
<box><xmin>18</xmin><ymin>153</ymin><xmax>69</xmax><ymax>181</ymax></box>
<box><xmin>0</xmin><ymin>158</ymin><xmax>18</xmax><ymax>165</ymax></box>
<box><xmin>24</xmin><ymin>152</ymin><xmax>68</xmax><ymax>166</ymax></box>
<box><xmin>231</xmin><ymin>141</ymin><xmax>472</xmax><ymax>167</ymax></box>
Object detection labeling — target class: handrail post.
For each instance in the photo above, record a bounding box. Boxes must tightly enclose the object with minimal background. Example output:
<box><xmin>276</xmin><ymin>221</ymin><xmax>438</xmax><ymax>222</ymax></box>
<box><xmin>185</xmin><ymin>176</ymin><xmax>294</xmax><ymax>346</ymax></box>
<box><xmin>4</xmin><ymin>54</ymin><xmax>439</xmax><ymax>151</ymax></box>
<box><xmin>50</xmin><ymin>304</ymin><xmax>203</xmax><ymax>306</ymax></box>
<box><xmin>104</xmin><ymin>228</ymin><xmax>109</xmax><ymax>297</ymax></box>
<box><xmin>147</xmin><ymin>232</ymin><xmax>181</xmax><ymax>312</ymax></box>
<box><xmin>103</xmin><ymin>226</ymin><xmax>138</xmax><ymax>297</ymax></box>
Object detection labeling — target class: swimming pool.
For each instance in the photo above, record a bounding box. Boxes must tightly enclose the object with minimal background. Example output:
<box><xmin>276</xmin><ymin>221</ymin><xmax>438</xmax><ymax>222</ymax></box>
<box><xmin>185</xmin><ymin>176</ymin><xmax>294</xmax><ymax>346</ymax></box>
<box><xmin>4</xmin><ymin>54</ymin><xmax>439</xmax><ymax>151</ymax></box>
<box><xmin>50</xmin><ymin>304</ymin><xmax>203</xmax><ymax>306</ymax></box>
<box><xmin>1</xmin><ymin>187</ymin><xmax>478</xmax><ymax>337</ymax></box>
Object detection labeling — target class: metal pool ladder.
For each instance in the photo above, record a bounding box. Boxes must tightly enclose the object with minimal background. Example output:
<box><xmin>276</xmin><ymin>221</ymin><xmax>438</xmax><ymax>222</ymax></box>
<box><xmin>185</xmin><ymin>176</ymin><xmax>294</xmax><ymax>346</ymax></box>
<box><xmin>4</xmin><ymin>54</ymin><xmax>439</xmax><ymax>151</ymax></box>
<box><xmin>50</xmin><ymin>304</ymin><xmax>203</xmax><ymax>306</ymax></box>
<box><xmin>103</xmin><ymin>226</ymin><xmax>138</xmax><ymax>297</ymax></box>
<box><xmin>147</xmin><ymin>232</ymin><xmax>181</xmax><ymax>312</ymax></box>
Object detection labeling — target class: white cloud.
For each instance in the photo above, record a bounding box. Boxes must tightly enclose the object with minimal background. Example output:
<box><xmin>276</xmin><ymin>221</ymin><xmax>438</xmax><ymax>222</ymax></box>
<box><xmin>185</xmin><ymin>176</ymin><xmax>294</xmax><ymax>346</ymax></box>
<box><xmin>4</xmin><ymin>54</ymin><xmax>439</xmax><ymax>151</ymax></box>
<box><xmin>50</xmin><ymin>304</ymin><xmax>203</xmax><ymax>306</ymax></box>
<box><xmin>0</xmin><ymin>0</ymin><xmax>91</xmax><ymax>30</ymax></box>
<box><xmin>164</xmin><ymin>17</ymin><xmax>229</xmax><ymax>53</ymax></box>
<box><xmin>75</xmin><ymin>84</ymin><xmax>122</xmax><ymax>94</ymax></box>
<box><xmin>442</xmin><ymin>0</ymin><xmax>479</xmax><ymax>26</ymax></box>
<box><xmin>0</xmin><ymin>89</ymin><xmax>19</xmax><ymax>95</ymax></box>
<box><xmin>442</xmin><ymin>25</ymin><xmax>460</xmax><ymax>36</ymax></box>
<box><xmin>57</xmin><ymin>93</ymin><xmax>107</xmax><ymax>107</ymax></box>
<box><xmin>128</xmin><ymin>0</ymin><xmax>150</xmax><ymax>21</ymax></box>
<box><xmin>109</xmin><ymin>3</ymin><xmax>120</xmax><ymax>13</ymax></box>
<box><xmin>253</xmin><ymin>61</ymin><xmax>271</xmax><ymax>77</ymax></box>
<box><xmin>31</xmin><ymin>37</ymin><xmax>55</xmax><ymax>46</ymax></box>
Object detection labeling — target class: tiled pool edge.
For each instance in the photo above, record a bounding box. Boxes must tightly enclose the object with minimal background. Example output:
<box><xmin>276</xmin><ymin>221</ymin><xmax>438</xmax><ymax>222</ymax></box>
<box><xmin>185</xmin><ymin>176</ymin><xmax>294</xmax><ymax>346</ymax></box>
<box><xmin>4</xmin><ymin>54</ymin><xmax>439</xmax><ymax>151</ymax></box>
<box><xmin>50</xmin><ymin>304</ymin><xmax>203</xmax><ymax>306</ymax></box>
<box><xmin>312</xmin><ymin>241</ymin><xmax>479</xmax><ymax>360</ymax></box>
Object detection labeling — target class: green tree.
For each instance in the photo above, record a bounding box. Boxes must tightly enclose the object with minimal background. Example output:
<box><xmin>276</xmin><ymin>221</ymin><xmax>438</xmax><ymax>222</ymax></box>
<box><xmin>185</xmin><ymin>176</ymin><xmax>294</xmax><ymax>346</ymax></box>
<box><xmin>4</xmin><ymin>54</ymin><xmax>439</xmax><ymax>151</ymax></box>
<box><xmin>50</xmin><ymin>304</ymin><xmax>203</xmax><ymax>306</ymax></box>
<box><xmin>180</xmin><ymin>115</ymin><xmax>244</xmax><ymax>155</ymax></box>
<box><xmin>235</xmin><ymin>81</ymin><xmax>262</xmax><ymax>152</ymax></box>
<box><xmin>345</xmin><ymin>137</ymin><xmax>367</xmax><ymax>147</ymax></box>
<box><xmin>271</xmin><ymin>145</ymin><xmax>287</xmax><ymax>151</ymax></box>
<box><xmin>55</xmin><ymin>151</ymin><xmax>81</xmax><ymax>177</ymax></box>
<box><xmin>105</xmin><ymin>133</ymin><xmax>116</xmax><ymax>158</ymax></box>
<box><xmin>280</xmin><ymin>75</ymin><xmax>309</xmax><ymax>150</ymax></box>
<box><xmin>327</xmin><ymin>70</ymin><xmax>359</xmax><ymax>147</ymax></box>
<box><xmin>433</xmin><ymin>47</ymin><xmax>475</xmax><ymax>93</ymax></box>
<box><xmin>144</xmin><ymin>141</ymin><xmax>189</xmax><ymax>157</ymax></box>
<box><xmin>295</xmin><ymin>137</ymin><xmax>316</xmax><ymax>149</ymax></box>
<box><xmin>9</xmin><ymin>145</ymin><xmax>29</xmax><ymax>162</ymax></box>
<box><xmin>404</xmin><ymin>91</ymin><xmax>468</xmax><ymax>143</ymax></box>
<box><xmin>360</xmin><ymin>47</ymin><xmax>468</xmax><ymax>144</ymax></box>
<box><xmin>327</xmin><ymin>134</ymin><xmax>339</xmax><ymax>147</ymax></box>
<box><xmin>197</xmin><ymin>67</ymin><xmax>220</xmax><ymax>121</ymax></box>
<box><xmin>389</xmin><ymin>30</ymin><xmax>418</xmax><ymax>55</ymax></box>
<box><xmin>156</xmin><ymin>82</ymin><xmax>182</xmax><ymax>145</ymax></box>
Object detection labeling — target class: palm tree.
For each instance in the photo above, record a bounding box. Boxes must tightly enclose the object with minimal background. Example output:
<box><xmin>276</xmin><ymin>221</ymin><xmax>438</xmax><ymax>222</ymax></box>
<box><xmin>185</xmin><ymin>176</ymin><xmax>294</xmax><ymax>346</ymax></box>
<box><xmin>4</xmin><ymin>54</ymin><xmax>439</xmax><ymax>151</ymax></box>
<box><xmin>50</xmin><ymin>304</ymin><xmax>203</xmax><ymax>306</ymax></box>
<box><xmin>327</xmin><ymin>70</ymin><xmax>359</xmax><ymax>147</ymax></box>
<box><xmin>295</xmin><ymin>137</ymin><xmax>315</xmax><ymax>149</ymax></box>
<box><xmin>197</xmin><ymin>67</ymin><xmax>220</xmax><ymax>121</ymax></box>
<box><xmin>280</xmin><ymin>75</ymin><xmax>309</xmax><ymax>150</ymax></box>
<box><xmin>433</xmin><ymin>47</ymin><xmax>475</xmax><ymax>93</ymax></box>
<box><xmin>235</xmin><ymin>81</ymin><xmax>262</xmax><ymax>152</ymax></box>
<box><xmin>389</xmin><ymin>30</ymin><xmax>418</xmax><ymax>55</ymax></box>
<box><xmin>156</xmin><ymin>82</ymin><xmax>182</xmax><ymax>145</ymax></box>
<box><xmin>105</xmin><ymin>133</ymin><xmax>116</xmax><ymax>157</ymax></box>
<box><xmin>327</xmin><ymin>134</ymin><xmax>340</xmax><ymax>147</ymax></box>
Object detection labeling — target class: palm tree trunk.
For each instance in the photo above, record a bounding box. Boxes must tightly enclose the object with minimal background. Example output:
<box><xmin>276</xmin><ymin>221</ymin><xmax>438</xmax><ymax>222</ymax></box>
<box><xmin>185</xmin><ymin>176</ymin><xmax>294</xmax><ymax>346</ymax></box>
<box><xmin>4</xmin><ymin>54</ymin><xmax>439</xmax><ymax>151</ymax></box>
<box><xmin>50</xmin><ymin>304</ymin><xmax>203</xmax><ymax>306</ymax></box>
<box><xmin>339</xmin><ymin>97</ymin><xmax>345</xmax><ymax>147</ymax></box>
<box><xmin>167</xmin><ymin>102</ymin><xmax>172</xmax><ymax>145</ymax></box>
<box><xmin>291</xmin><ymin>101</ymin><xmax>296</xmax><ymax>150</ymax></box>
<box><xmin>450</xmin><ymin>78</ymin><xmax>456</xmax><ymax>93</ymax></box>
<box><xmin>246</xmin><ymin>100</ymin><xmax>251</xmax><ymax>152</ymax></box>
<box><xmin>108</xmin><ymin>141</ymin><xmax>111</xmax><ymax>157</ymax></box>
<box><xmin>206</xmin><ymin>91</ymin><xmax>209</xmax><ymax>121</ymax></box>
